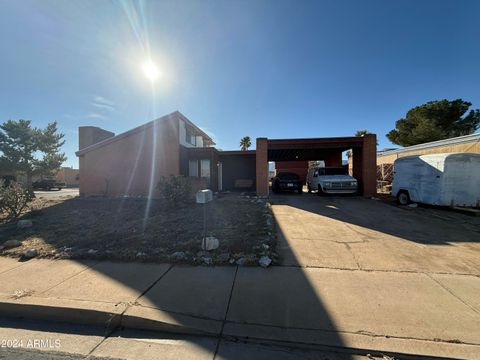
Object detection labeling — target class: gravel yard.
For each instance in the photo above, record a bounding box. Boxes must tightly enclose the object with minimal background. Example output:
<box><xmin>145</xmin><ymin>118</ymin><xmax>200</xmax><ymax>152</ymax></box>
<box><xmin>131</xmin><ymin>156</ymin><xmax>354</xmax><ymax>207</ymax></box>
<box><xmin>0</xmin><ymin>193</ymin><xmax>276</xmax><ymax>266</ymax></box>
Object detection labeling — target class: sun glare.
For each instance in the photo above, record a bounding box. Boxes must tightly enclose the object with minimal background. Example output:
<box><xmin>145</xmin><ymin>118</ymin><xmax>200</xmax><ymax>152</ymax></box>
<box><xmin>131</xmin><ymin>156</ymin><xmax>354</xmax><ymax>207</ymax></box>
<box><xmin>142</xmin><ymin>60</ymin><xmax>160</xmax><ymax>81</ymax></box>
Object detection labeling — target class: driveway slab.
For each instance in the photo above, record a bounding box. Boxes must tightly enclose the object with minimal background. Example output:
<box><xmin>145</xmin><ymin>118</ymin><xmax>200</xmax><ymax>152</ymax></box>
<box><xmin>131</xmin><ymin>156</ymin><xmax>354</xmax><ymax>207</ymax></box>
<box><xmin>429</xmin><ymin>273</ymin><xmax>480</xmax><ymax>313</ymax></box>
<box><xmin>0</xmin><ymin>256</ymin><xmax>27</xmax><ymax>274</ymax></box>
<box><xmin>270</xmin><ymin>194</ymin><xmax>480</xmax><ymax>274</ymax></box>
<box><xmin>43</xmin><ymin>261</ymin><xmax>171</xmax><ymax>303</ymax></box>
<box><xmin>138</xmin><ymin>266</ymin><xmax>236</xmax><ymax>320</ymax></box>
<box><xmin>0</xmin><ymin>259</ymin><xmax>95</xmax><ymax>297</ymax></box>
<box><xmin>226</xmin><ymin>267</ymin><xmax>480</xmax><ymax>346</ymax></box>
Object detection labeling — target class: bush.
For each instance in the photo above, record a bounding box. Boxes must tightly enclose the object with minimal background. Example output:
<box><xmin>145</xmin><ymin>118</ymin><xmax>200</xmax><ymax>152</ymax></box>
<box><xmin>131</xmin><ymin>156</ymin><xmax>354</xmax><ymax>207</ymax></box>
<box><xmin>156</xmin><ymin>176</ymin><xmax>192</xmax><ymax>206</ymax></box>
<box><xmin>0</xmin><ymin>182</ymin><xmax>35</xmax><ymax>221</ymax></box>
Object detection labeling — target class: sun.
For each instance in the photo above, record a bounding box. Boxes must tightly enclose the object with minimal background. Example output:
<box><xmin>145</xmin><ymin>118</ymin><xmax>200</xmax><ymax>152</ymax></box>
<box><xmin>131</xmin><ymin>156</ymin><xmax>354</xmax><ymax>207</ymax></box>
<box><xmin>142</xmin><ymin>60</ymin><xmax>160</xmax><ymax>81</ymax></box>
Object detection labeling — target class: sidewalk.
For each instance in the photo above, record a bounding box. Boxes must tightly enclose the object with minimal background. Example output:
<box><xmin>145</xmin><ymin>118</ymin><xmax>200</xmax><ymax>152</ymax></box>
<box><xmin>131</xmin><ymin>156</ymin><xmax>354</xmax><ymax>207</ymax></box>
<box><xmin>0</xmin><ymin>257</ymin><xmax>479</xmax><ymax>359</ymax></box>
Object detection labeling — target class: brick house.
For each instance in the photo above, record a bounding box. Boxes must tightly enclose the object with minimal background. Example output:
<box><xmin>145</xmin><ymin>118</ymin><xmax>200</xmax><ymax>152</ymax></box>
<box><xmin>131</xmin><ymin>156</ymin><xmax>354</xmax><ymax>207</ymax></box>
<box><xmin>76</xmin><ymin>111</ymin><xmax>377</xmax><ymax>197</ymax></box>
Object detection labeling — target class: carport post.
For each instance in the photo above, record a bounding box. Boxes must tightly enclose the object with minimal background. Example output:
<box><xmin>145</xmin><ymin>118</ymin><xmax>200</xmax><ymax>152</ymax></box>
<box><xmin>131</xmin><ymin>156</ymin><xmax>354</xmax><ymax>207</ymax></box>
<box><xmin>362</xmin><ymin>134</ymin><xmax>377</xmax><ymax>197</ymax></box>
<box><xmin>256</xmin><ymin>137</ymin><xmax>269</xmax><ymax>197</ymax></box>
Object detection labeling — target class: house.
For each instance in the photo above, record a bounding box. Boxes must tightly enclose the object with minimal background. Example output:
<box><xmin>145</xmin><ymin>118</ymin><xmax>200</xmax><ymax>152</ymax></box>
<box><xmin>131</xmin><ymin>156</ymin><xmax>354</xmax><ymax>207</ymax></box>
<box><xmin>377</xmin><ymin>133</ymin><xmax>480</xmax><ymax>165</ymax></box>
<box><xmin>76</xmin><ymin>111</ymin><xmax>377</xmax><ymax>197</ymax></box>
<box><xmin>0</xmin><ymin>167</ymin><xmax>78</xmax><ymax>187</ymax></box>
<box><xmin>54</xmin><ymin>167</ymin><xmax>79</xmax><ymax>187</ymax></box>
<box><xmin>76</xmin><ymin>111</ymin><xmax>256</xmax><ymax>196</ymax></box>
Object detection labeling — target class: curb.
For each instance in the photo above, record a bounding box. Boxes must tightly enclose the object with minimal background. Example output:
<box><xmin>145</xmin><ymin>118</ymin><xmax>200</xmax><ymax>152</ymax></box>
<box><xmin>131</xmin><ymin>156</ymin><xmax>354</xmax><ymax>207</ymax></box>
<box><xmin>0</xmin><ymin>295</ymin><xmax>221</xmax><ymax>337</ymax></box>
<box><xmin>1</xmin><ymin>296</ymin><xmax>479</xmax><ymax>359</ymax></box>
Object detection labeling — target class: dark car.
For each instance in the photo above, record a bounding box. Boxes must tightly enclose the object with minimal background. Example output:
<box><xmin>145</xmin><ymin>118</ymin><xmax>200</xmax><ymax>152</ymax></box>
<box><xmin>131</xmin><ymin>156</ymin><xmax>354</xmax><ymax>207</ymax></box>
<box><xmin>271</xmin><ymin>172</ymin><xmax>303</xmax><ymax>194</ymax></box>
<box><xmin>32</xmin><ymin>179</ymin><xmax>66</xmax><ymax>191</ymax></box>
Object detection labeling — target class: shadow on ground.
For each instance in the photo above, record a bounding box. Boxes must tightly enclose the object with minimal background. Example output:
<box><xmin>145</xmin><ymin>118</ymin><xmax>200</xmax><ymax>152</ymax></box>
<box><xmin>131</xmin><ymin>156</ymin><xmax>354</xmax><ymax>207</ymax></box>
<box><xmin>1</xmin><ymin>190</ymin><xmax>477</xmax><ymax>359</ymax></box>
<box><xmin>0</xmin><ymin>192</ymin><xmax>349</xmax><ymax>358</ymax></box>
<box><xmin>271</xmin><ymin>192</ymin><xmax>480</xmax><ymax>246</ymax></box>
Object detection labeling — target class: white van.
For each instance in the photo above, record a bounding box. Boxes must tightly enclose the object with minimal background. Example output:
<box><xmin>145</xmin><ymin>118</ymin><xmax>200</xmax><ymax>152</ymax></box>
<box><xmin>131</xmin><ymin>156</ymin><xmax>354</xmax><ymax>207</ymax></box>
<box><xmin>392</xmin><ymin>153</ymin><xmax>480</xmax><ymax>207</ymax></box>
<box><xmin>306</xmin><ymin>167</ymin><xmax>358</xmax><ymax>194</ymax></box>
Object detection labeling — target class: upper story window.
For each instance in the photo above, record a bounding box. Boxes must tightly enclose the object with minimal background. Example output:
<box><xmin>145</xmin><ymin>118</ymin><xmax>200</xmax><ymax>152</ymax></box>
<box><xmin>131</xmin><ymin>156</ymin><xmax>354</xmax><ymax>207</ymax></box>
<box><xmin>185</xmin><ymin>128</ymin><xmax>197</xmax><ymax>146</ymax></box>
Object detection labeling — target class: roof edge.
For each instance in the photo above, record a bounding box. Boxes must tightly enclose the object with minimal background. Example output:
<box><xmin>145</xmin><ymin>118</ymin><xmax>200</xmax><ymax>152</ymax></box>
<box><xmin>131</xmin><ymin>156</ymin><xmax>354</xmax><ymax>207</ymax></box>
<box><xmin>378</xmin><ymin>133</ymin><xmax>480</xmax><ymax>157</ymax></box>
<box><xmin>76</xmin><ymin>111</ymin><xmax>215</xmax><ymax>156</ymax></box>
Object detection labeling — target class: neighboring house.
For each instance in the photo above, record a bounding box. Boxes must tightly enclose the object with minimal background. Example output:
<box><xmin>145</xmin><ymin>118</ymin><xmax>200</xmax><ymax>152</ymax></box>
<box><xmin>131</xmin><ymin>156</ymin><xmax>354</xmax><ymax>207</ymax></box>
<box><xmin>377</xmin><ymin>133</ymin><xmax>480</xmax><ymax>165</ymax></box>
<box><xmin>55</xmin><ymin>167</ymin><xmax>79</xmax><ymax>187</ymax></box>
<box><xmin>76</xmin><ymin>111</ymin><xmax>378</xmax><ymax>197</ymax></box>
<box><xmin>374</xmin><ymin>133</ymin><xmax>480</xmax><ymax>188</ymax></box>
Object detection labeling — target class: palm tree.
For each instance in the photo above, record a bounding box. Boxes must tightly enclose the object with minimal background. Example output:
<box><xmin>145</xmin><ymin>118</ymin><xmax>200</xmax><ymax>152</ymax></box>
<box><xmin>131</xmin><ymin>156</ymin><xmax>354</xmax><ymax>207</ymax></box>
<box><xmin>355</xmin><ymin>129</ymin><xmax>369</xmax><ymax>137</ymax></box>
<box><xmin>347</xmin><ymin>130</ymin><xmax>378</xmax><ymax>157</ymax></box>
<box><xmin>239</xmin><ymin>136</ymin><xmax>251</xmax><ymax>151</ymax></box>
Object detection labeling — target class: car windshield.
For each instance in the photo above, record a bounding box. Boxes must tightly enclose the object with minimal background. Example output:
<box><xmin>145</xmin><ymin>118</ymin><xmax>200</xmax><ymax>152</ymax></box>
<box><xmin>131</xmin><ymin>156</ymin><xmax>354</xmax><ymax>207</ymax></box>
<box><xmin>317</xmin><ymin>168</ymin><xmax>347</xmax><ymax>176</ymax></box>
<box><xmin>277</xmin><ymin>172</ymin><xmax>299</xmax><ymax>180</ymax></box>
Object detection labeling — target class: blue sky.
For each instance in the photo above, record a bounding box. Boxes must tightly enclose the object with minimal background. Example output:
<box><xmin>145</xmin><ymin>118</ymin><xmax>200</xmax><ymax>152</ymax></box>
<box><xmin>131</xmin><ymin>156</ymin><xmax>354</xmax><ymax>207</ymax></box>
<box><xmin>1</xmin><ymin>0</ymin><xmax>479</xmax><ymax>168</ymax></box>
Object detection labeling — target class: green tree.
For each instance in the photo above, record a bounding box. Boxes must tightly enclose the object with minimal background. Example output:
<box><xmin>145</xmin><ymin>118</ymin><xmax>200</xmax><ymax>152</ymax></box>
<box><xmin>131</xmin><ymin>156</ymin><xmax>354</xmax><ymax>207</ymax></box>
<box><xmin>240</xmin><ymin>136</ymin><xmax>251</xmax><ymax>151</ymax></box>
<box><xmin>0</xmin><ymin>120</ymin><xmax>66</xmax><ymax>184</ymax></box>
<box><xmin>387</xmin><ymin>99</ymin><xmax>480</xmax><ymax>147</ymax></box>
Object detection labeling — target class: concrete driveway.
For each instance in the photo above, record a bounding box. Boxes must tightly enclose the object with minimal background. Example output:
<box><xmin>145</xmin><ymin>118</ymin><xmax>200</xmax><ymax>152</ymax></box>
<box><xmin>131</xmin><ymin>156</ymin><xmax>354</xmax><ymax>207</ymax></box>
<box><xmin>2</xmin><ymin>193</ymin><xmax>480</xmax><ymax>357</ymax></box>
<box><xmin>34</xmin><ymin>188</ymin><xmax>79</xmax><ymax>200</ymax></box>
<box><xmin>270</xmin><ymin>193</ymin><xmax>480</xmax><ymax>275</ymax></box>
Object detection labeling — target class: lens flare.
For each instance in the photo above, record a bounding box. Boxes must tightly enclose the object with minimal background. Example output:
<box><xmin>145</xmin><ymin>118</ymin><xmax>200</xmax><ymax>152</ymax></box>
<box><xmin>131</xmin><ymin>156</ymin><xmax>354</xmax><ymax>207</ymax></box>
<box><xmin>142</xmin><ymin>60</ymin><xmax>160</xmax><ymax>81</ymax></box>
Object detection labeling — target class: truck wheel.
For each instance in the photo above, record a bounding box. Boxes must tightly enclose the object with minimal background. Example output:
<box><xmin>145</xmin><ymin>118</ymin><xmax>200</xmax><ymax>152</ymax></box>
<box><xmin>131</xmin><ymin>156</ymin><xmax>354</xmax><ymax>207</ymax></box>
<box><xmin>397</xmin><ymin>191</ymin><xmax>410</xmax><ymax>205</ymax></box>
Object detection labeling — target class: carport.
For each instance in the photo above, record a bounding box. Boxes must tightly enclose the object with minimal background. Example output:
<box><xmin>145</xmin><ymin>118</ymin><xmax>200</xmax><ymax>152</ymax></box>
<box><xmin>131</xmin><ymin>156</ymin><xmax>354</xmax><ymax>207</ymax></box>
<box><xmin>255</xmin><ymin>135</ymin><xmax>377</xmax><ymax>197</ymax></box>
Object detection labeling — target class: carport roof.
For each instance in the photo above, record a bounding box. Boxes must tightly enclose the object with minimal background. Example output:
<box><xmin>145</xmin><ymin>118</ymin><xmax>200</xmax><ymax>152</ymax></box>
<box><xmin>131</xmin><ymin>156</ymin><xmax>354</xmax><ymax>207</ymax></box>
<box><xmin>267</xmin><ymin>136</ymin><xmax>364</xmax><ymax>149</ymax></box>
<box><xmin>267</xmin><ymin>136</ymin><xmax>364</xmax><ymax>161</ymax></box>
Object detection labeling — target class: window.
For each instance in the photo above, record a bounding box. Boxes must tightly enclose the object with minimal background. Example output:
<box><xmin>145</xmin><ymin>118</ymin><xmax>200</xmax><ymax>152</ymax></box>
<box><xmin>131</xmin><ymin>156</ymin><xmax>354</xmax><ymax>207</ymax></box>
<box><xmin>200</xmin><ymin>159</ymin><xmax>211</xmax><ymax>178</ymax></box>
<box><xmin>185</xmin><ymin>128</ymin><xmax>196</xmax><ymax>146</ymax></box>
<box><xmin>189</xmin><ymin>160</ymin><xmax>198</xmax><ymax>177</ymax></box>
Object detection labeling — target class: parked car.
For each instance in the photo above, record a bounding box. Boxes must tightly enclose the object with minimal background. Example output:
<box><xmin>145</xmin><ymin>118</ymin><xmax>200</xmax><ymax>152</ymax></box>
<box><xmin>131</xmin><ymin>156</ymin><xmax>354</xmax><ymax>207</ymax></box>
<box><xmin>271</xmin><ymin>172</ymin><xmax>303</xmax><ymax>194</ymax></box>
<box><xmin>306</xmin><ymin>167</ymin><xmax>358</xmax><ymax>195</ymax></box>
<box><xmin>392</xmin><ymin>153</ymin><xmax>480</xmax><ymax>207</ymax></box>
<box><xmin>32</xmin><ymin>179</ymin><xmax>66</xmax><ymax>191</ymax></box>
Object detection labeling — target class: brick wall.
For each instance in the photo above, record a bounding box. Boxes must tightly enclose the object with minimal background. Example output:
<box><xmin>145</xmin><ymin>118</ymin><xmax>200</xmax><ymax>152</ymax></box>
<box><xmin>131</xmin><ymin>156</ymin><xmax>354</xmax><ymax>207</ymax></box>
<box><xmin>78</xmin><ymin>117</ymin><xmax>180</xmax><ymax>197</ymax></box>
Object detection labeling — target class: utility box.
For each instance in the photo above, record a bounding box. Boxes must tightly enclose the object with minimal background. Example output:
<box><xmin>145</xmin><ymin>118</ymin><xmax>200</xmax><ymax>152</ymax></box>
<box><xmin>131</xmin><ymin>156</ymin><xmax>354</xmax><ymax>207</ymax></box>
<box><xmin>392</xmin><ymin>153</ymin><xmax>480</xmax><ymax>207</ymax></box>
<box><xmin>196</xmin><ymin>189</ymin><xmax>213</xmax><ymax>204</ymax></box>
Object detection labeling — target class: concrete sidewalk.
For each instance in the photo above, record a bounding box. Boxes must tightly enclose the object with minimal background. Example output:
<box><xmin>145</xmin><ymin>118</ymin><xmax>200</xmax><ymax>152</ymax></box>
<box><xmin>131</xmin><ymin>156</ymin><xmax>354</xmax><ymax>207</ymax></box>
<box><xmin>0</xmin><ymin>257</ymin><xmax>479</xmax><ymax>359</ymax></box>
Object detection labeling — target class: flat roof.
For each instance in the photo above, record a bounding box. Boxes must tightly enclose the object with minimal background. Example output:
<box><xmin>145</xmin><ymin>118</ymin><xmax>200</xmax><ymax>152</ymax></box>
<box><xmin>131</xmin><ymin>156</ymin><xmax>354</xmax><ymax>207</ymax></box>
<box><xmin>378</xmin><ymin>133</ymin><xmax>480</xmax><ymax>157</ymax></box>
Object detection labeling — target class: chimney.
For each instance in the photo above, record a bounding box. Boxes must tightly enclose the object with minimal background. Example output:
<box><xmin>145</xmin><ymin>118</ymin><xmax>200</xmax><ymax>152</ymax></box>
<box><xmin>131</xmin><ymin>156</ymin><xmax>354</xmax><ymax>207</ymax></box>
<box><xmin>78</xmin><ymin>126</ymin><xmax>115</xmax><ymax>150</ymax></box>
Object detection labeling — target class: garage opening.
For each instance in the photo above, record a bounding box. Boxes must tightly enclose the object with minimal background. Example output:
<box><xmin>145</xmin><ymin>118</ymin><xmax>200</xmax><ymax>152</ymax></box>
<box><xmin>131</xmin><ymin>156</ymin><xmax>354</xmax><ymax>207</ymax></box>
<box><xmin>256</xmin><ymin>136</ymin><xmax>376</xmax><ymax>197</ymax></box>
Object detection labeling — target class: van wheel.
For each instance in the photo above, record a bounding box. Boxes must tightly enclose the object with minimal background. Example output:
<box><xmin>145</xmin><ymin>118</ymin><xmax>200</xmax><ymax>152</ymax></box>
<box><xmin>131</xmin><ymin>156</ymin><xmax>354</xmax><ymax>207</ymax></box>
<box><xmin>307</xmin><ymin>184</ymin><xmax>312</xmax><ymax>193</ymax></box>
<box><xmin>397</xmin><ymin>191</ymin><xmax>410</xmax><ymax>205</ymax></box>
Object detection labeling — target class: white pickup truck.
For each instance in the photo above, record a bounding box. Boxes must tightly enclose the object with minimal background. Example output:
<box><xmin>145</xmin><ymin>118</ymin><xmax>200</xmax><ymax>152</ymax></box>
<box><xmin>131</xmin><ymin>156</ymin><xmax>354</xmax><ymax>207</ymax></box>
<box><xmin>306</xmin><ymin>167</ymin><xmax>358</xmax><ymax>194</ymax></box>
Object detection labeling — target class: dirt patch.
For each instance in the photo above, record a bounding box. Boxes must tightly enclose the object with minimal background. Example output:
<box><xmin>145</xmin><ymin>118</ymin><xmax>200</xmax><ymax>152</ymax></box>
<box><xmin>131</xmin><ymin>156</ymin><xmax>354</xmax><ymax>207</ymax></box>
<box><xmin>0</xmin><ymin>193</ymin><xmax>276</xmax><ymax>266</ymax></box>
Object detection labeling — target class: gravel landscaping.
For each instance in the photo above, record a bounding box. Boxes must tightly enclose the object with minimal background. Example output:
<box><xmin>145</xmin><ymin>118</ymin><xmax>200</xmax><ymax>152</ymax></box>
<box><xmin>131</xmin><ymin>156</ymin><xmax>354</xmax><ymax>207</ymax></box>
<box><xmin>0</xmin><ymin>193</ymin><xmax>277</xmax><ymax>266</ymax></box>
